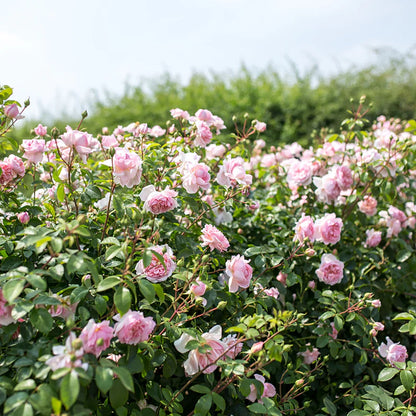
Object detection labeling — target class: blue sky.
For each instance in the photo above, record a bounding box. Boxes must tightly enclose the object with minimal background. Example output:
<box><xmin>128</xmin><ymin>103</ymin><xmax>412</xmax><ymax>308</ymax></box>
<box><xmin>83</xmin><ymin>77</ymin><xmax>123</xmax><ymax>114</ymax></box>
<box><xmin>2</xmin><ymin>0</ymin><xmax>416</xmax><ymax>120</ymax></box>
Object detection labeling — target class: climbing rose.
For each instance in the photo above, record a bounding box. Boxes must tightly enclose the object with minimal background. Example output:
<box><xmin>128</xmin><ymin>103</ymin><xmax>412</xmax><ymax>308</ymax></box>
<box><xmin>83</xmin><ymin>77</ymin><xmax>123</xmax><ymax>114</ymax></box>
<box><xmin>358</xmin><ymin>196</ymin><xmax>378</xmax><ymax>216</ymax></box>
<box><xmin>140</xmin><ymin>185</ymin><xmax>178</xmax><ymax>214</ymax></box>
<box><xmin>135</xmin><ymin>245</ymin><xmax>176</xmax><ymax>283</ymax></box>
<box><xmin>225</xmin><ymin>255</ymin><xmax>253</xmax><ymax>293</ymax></box>
<box><xmin>182</xmin><ymin>162</ymin><xmax>211</xmax><ymax>193</ymax></box>
<box><xmin>114</xmin><ymin>310</ymin><xmax>155</xmax><ymax>345</ymax></box>
<box><xmin>79</xmin><ymin>319</ymin><xmax>114</xmax><ymax>358</ymax></box>
<box><xmin>4</xmin><ymin>103</ymin><xmax>19</xmax><ymax>119</ymax></box>
<box><xmin>200</xmin><ymin>224</ymin><xmax>230</xmax><ymax>252</ymax></box>
<box><xmin>113</xmin><ymin>148</ymin><xmax>142</xmax><ymax>188</ymax></box>
<box><xmin>34</xmin><ymin>124</ymin><xmax>47</xmax><ymax>136</ymax></box>
<box><xmin>216</xmin><ymin>156</ymin><xmax>252</xmax><ymax>188</ymax></box>
<box><xmin>294</xmin><ymin>214</ymin><xmax>315</xmax><ymax>243</ymax></box>
<box><xmin>300</xmin><ymin>347</ymin><xmax>320</xmax><ymax>364</ymax></box>
<box><xmin>21</xmin><ymin>139</ymin><xmax>46</xmax><ymax>163</ymax></box>
<box><xmin>315</xmin><ymin>254</ymin><xmax>344</xmax><ymax>285</ymax></box>
<box><xmin>379</xmin><ymin>337</ymin><xmax>408</xmax><ymax>365</ymax></box>
<box><xmin>17</xmin><ymin>212</ymin><xmax>30</xmax><ymax>224</ymax></box>
<box><xmin>314</xmin><ymin>213</ymin><xmax>343</xmax><ymax>245</ymax></box>
<box><xmin>246</xmin><ymin>374</ymin><xmax>276</xmax><ymax>403</ymax></box>
<box><xmin>0</xmin><ymin>289</ymin><xmax>15</xmax><ymax>326</ymax></box>
<box><xmin>365</xmin><ymin>229</ymin><xmax>382</xmax><ymax>248</ymax></box>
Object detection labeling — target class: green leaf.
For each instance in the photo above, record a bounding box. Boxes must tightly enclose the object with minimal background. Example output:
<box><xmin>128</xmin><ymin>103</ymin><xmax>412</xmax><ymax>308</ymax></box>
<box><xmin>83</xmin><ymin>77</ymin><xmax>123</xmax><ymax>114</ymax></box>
<box><xmin>96</xmin><ymin>367</ymin><xmax>114</xmax><ymax>394</ymax></box>
<box><xmin>247</xmin><ymin>403</ymin><xmax>267</xmax><ymax>414</ymax></box>
<box><xmin>378</xmin><ymin>367</ymin><xmax>399</xmax><ymax>382</ymax></box>
<box><xmin>43</xmin><ymin>202</ymin><xmax>55</xmax><ymax>217</ymax></box>
<box><xmin>323</xmin><ymin>396</ymin><xmax>337</xmax><ymax>415</ymax></box>
<box><xmin>239</xmin><ymin>378</ymin><xmax>252</xmax><ymax>397</ymax></box>
<box><xmin>109</xmin><ymin>379</ymin><xmax>128</xmax><ymax>409</ymax></box>
<box><xmin>142</xmin><ymin>250</ymin><xmax>153</xmax><ymax>268</ymax></box>
<box><xmin>408</xmin><ymin>319</ymin><xmax>416</xmax><ymax>335</ymax></box>
<box><xmin>30</xmin><ymin>308</ymin><xmax>53</xmax><ymax>333</ymax></box>
<box><xmin>138</xmin><ymin>279</ymin><xmax>155</xmax><ymax>303</ymax></box>
<box><xmin>400</xmin><ymin>370</ymin><xmax>414</xmax><ymax>391</ymax></box>
<box><xmin>13</xmin><ymin>402</ymin><xmax>34</xmax><ymax>416</ymax></box>
<box><xmin>14</xmin><ymin>379</ymin><xmax>36</xmax><ymax>391</ymax></box>
<box><xmin>393</xmin><ymin>313</ymin><xmax>414</xmax><ymax>321</ymax></box>
<box><xmin>60</xmin><ymin>371</ymin><xmax>79</xmax><ymax>410</ymax></box>
<box><xmin>57</xmin><ymin>183</ymin><xmax>65</xmax><ymax>203</ymax></box>
<box><xmin>194</xmin><ymin>394</ymin><xmax>212</xmax><ymax>416</ymax></box>
<box><xmin>334</xmin><ymin>315</ymin><xmax>344</xmax><ymax>331</ymax></box>
<box><xmin>113</xmin><ymin>367</ymin><xmax>134</xmax><ymax>392</ymax></box>
<box><xmin>97</xmin><ymin>277</ymin><xmax>121</xmax><ymax>292</ymax></box>
<box><xmin>106</xmin><ymin>245</ymin><xmax>123</xmax><ymax>261</ymax></box>
<box><xmin>320</xmin><ymin>311</ymin><xmax>335</xmax><ymax>321</ymax></box>
<box><xmin>347</xmin><ymin>411</ymin><xmax>371</xmax><ymax>416</ymax></box>
<box><xmin>4</xmin><ymin>392</ymin><xmax>28</xmax><ymax>413</ymax></box>
<box><xmin>397</xmin><ymin>250</ymin><xmax>412</xmax><ymax>263</ymax></box>
<box><xmin>211</xmin><ymin>392</ymin><xmax>225</xmax><ymax>411</ymax></box>
<box><xmin>3</xmin><ymin>278</ymin><xmax>25</xmax><ymax>302</ymax></box>
<box><xmin>114</xmin><ymin>286</ymin><xmax>132</xmax><ymax>315</ymax></box>
<box><xmin>70</xmin><ymin>286</ymin><xmax>89</xmax><ymax>304</ymax></box>
<box><xmin>190</xmin><ymin>385</ymin><xmax>212</xmax><ymax>394</ymax></box>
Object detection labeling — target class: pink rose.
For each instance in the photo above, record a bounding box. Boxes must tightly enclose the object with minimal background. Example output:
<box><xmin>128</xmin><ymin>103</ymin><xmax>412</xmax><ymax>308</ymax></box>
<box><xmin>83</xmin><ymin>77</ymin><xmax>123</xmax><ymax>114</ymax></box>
<box><xmin>388</xmin><ymin>206</ymin><xmax>407</xmax><ymax>223</ymax></box>
<box><xmin>358</xmin><ymin>196</ymin><xmax>378</xmax><ymax>216</ymax></box>
<box><xmin>17</xmin><ymin>212</ymin><xmax>30</xmax><ymax>224</ymax></box>
<box><xmin>60</xmin><ymin>127</ymin><xmax>97</xmax><ymax>163</ymax></box>
<box><xmin>140</xmin><ymin>185</ymin><xmax>178</xmax><ymax>214</ymax></box>
<box><xmin>294</xmin><ymin>214</ymin><xmax>315</xmax><ymax>243</ymax></box>
<box><xmin>277</xmin><ymin>272</ymin><xmax>288</xmax><ymax>286</ymax></box>
<box><xmin>372</xmin><ymin>299</ymin><xmax>381</xmax><ymax>308</ymax></box>
<box><xmin>182</xmin><ymin>163</ymin><xmax>211</xmax><ymax>194</ymax></box>
<box><xmin>205</xmin><ymin>144</ymin><xmax>226</xmax><ymax>160</ymax></box>
<box><xmin>329</xmin><ymin>322</ymin><xmax>338</xmax><ymax>340</ymax></box>
<box><xmin>79</xmin><ymin>319</ymin><xmax>114</xmax><ymax>358</ymax></box>
<box><xmin>315</xmin><ymin>254</ymin><xmax>344</xmax><ymax>285</ymax></box>
<box><xmin>246</xmin><ymin>374</ymin><xmax>276</xmax><ymax>403</ymax></box>
<box><xmin>216</xmin><ymin>156</ymin><xmax>252</xmax><ymax>188</ymax></box>
<box><xmin>113</xmin><ymin>148</ymin><xmax>143</xmax><ymax>188</ymax></box>
<box><xmin>313</xmin><ymin>174</ymin><xmax>341</xmax><ymax>203</ymax></box>
<box><xmin>260</xmin><ymin>154</ymin><xmax>277</xmax><ymax>168</ymax></box>
<box><xmin>174</xmin><ymin>326</ymin><xmax>227</xmax><ymax>376</ymax></box>
<box><xmin>300</xmin><ymin>347</ymin><xmax>320</xmax><ymax>364</ymax></box>
<box><xmin>135</xmin><ymin>245</ymin><xmax>176</xmax><ymax>283</ymax></box>
<box><xmin>170</xmin><ymin>108</ymin><xmax>190</xmax><ymax>119</ymax></box>
<box><xmin>335</xmin><ymin>165</ymin><xmax>353</xmax><ymax>190</ymax></box>
<box><xmin>49</xmin><ymin>295</ymin><xmax>78</xmax><ymax>320</ymax></box>
<box><xmin>195</xmin><ymin>109</ymin><xmax>214</xmax><ymax>123</ymax></box>
<box><xmin>250</xmin><ymin>341</ymin><xmax>264</xmax><ymax>354</ymax></box>
<box><xmin>222</xmin><ymin>334</ymin><xmax>243</xmax><ymax>359</ymax></box>
<box><xmin>4</xmin><ymin>103</ymin><xmax>19</xmax><ymax>119</ymax></box>
<box><xmin>308</xmin><ymin>280</ymin><xmax>316</xmax><ymax>289</ymax></box>
<box><xmin>193</xmin><ymin>120</ymin><xmax>212</xmax><ymax>147</ymax></box>
<box><xmin>379</xmin><ymin>337</ymin><xmax>408</xmax><ymax>365</ymax></box>
<box><xmin>253</xmin><ymin>120</ymin><xmax>267</xmax><ymax>133</ymax></box>
<box><xmin>0</xmin><ymin>289</ymin><xmax>16</xmax><ymax>326</ymax></box>
<box><xmin>101</xmin><ymin>134</ymin><xmax>119</xmax><ymax>149</ymax></box>
<box><xmin>264</xmin><ymin>287</ymin><xmax>280</xmax><ymax>299</ymax></box>
<box><xmin>314</xmin><ymin>213</ymin><xmax>343</xmax><ymax>245</ymax></box>
<box><xmin>21</xmin><ymin>139</ymin><xmax>46</xmax><ymax>163</ymax></box>
<box><xmin>0</xmin><ymin>160</ymin><xmax>16</xmax><ymax>185</ymax></box>
<box><xmin>287</xmin><ymin>160</ymin><xmax>312</xmax><ymax>186</ymax></box>
<box><xmin>114</xmin><ymin>310</ymin><xmax>155</xmax><ymax>345</ymax></box>
<box><xmin>5</xmin><ymin>155</ymin><xmax>25</xmax><ymax>177</ymax></box>
<box><xmin>225</xmin><ymin>255</ymin><xmax>253</xmax><ymax>293</ymax></box>
<box><xmin>34</xmin><ymin>124</ymin><xmax>47</xmax><ymax>137</ymax></box>
<box><xmin>190</xmin><ymin>279</ymin><xmax>207</xmax><ymax>297</ymax></box>
<box><xmin>365</xmin><ymin>229</ymin><xmax>382</xmax><ymax>248</ymax></box>
<box><xmin>200</xmin><ymin>224</ymin><xmax>230</xmax><ymax>252</ymax></box>
<box><xmin>149</xmin><ymin>125</ymin><xmax>166</xmax><ymax>138</ymax></box>
<box><xmin>370</xmin><ymin>322</ymin><xmax>385</xmax><ymax>337</ymax></box>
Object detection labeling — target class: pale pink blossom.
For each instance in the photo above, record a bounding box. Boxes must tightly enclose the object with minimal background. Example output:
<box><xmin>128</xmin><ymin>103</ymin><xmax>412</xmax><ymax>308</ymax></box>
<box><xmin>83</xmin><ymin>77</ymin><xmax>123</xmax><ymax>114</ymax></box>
<box><xmin>190</xmin><ymin>279</ymin><xmax>207</xmax><ymax>297</ymax></box>
<box><xmin>261</xmin><ymin>154</ymin><xmax>277</xmax><ymax>167</ymax></box>
<box><xmin>140</xmin><ymin>185</ymin><xmax>178</xmax><ymax>214</ymax></box>
<box><xmin>46</xmin><ymin>332</ymin><xmax>87</xmax><ymax>371</ymax></box>
<box><xmin>21</xmin><ymin>139</ymin><xmax>46</xmax><ymax>163</ymax></box>
<box><xmin>250</xmin><ymin>341</ymin><xmax>264</xmax><ymax>354</ymax></box>
<box><xmin>300</xmin><ymin>347</ymin><xmax>320</xmax><ymax>364</ymax></box>
<box><xmin>370</xmin><ymin>322</ymin><xmax>385</xmax><ymax>337</ymax></box>
<box><xmin>113</xmin><ymin>148</ymin><xmax>142</xmax><ymax>188</ymax></box>
<box><xmin>174</xmin><ymin>326</ymin><xmax>227</xmax><ymax>376</ymax></box>
<box><xmin>287</xmin><ymin>160</ymin><xmax>312</xmax><ymax>186</ymax></box>
<box><xmin>365</xmin><ymin>229</ymin><xmax>382</xmax><ymax>248</ymax></box>
<box><xmin>335</xmin><ymin>165</ymin><xmax>353</xmax><ymax>190</ymax></box>
<box><xmin>277</xmin><ymin>272</ymin><xmax>288</xmax><ymax>286</ymax></box>
<box><xmin>170</xmin><ymin>108</ymin><xmax>190</xmax><ymax>119</ymax></box>
<box><xmin>308</xmin><ymin>280</ymin><xmax>316</xmax><ymax>289</ymax></box>
<box><xmin>378</xmin><ymin>337</ymin><xmax>408</xmax><ymax>365</ymax></box>
<box><xmin>216</xmin><ymin>156</ymin><xmax>252</xmax><ymax>188</ymax></box>
<box><xmin>200</xmin><ymin>224</ymin><xmax>230</xmax><ymax>252</ymax></box>
<box><xmin>212</xmin><ymin>116</ymin><xmax>226</xmax><ymax>134</ymax></box>
<box><xmin>0</xmin><ymin>289</ymin><xmax>16</xmax><ymax>326</ymax></box>
<box><xmin>101</xmin><ymin>134</ymin><xmax>119</xmax><ymax>149</ymax></box>
<box><xmin>34</xmin><ymin>124</ymin><xmax>47</xmax><ymax>137</ymax></box>
<box><xmin>79</xmin><ymin>319</ymin><xmax>114</xmax><ymax>358</ymax></box>
<box><xmin>313</xmin><ymin>174</ymin><xmax>341</xmax><ymax>203</ymax></box>
<box><xmin>149</xmin><ymin>125</ymin><xmax>166</xmax><ymax>137</ymax></box>
<box><xmin>49</xmin><ymin>295</ymin><xmax>78</xmax><ymax>320</ymax></box>
<box><xmin>388</xmin><ymin>206</ymin><xmax>407</xmax><ymax>223</ymax></box>
<box><xmin>294</xmin><ymin>214</ymin><xmax>315</xmax><ymax>243</ymax></box>
<box><xmin>135</xmin><ymin>245</ymin><xmax>176</xmax><ymax>283</ymax></box>
<box><xmin>4</xmin><ymin>103</ymin><xmax>19</xmax><ymax>119</ymax></box>
<box><xmin>248</xmin><ymin>201</ymin><xmax>260</xmax><ymax>211</ymax></box>
<box><xmin>60</xmin><ymin>127</ymin><xmax>97</xmax><ymax>163</ymax></box>
<box><xmin>246</xmin><ymin>374</ymin><xmax>276</xmax><ymax>403</ymax></box>
<box><xmin>372</xmin><ymin>299</ymin><xmax>381</xmax><ymax>308</ymax></box>
<box><xmin>264</xmin><ymin>287</ymin><xmax>280</xmax><ymax>299</ymax></box>
<box><xmin>4</xmin><ymin>155</ymin><xmax>25</xmax><ymax>178</ymax></box>
<box><xmin>253</xmin><ymin>120</ymin><xmax>267</xmax><ymax>133</ymax></box>
<box><xmin>222</xmin><ymin>334</ymin><xmax>243</xmax><ymax>359</ymax></box>
<box><xmin>182</xmin><ymin>163</ymin><xmax>211</xmax><ymax>193</ymax></box>
<box><xmin>314</xmin><ymin>213</ymin><xmax>343</xmax><ymax>245</ymax></box>
<box><xmin>195</xmin><ymin>109</ymin><xmax>214</xmax><ymax>123</ymax></box>
<box><xmin>358</xmin><ymin>196</ymin><xmax>378</xmax><ymax>216</ymax></box>
<box><xmin>205</xmin><ymin>144</ymin><xmax>226</xmax><ymax>160</ymax></box>
<box><xmin>17</xmin><ymin>212</ymin><xmax>30</xmax><ymax>224</ymax></box>
<box><xmin>316</xmin><ymin>254</ymin><xmax>344</xmax><ymax>285</ymax></box>
<box><xmin>225</xmin><ymin>255</ymin><xmax>253</xmax><ymax>293</ymax></box>
<box><xmin>114</xmin><ymin>310</ymin><xmax>155</xmax><ymax>345</ymax></box>
<box><xmin>329</xmin><ymin>322</ymin><xmax>338</xmax><ymax>340</ymax></box>
<box><xmin>193</xmin><ymin>120</ymin><xmax>212</xmax><ymax>147</ymax></box>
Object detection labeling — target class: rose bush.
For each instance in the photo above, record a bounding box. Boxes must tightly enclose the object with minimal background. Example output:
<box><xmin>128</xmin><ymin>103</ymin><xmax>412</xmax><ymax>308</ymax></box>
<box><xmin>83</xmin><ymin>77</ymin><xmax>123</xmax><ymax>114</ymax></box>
<box><xmin>0</xmin><ymin>85</ymin><xmax>416</xmax><ymax>415</ymax></box>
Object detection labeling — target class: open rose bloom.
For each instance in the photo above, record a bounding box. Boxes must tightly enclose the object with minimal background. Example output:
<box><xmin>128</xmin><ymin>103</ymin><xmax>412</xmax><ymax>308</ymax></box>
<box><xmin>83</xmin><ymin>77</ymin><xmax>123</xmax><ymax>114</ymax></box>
<box><xmin>140</xmin><ymin>185</ymin><xmax>178</xmax><ymax>214</ymax></box>
<box><xmin>200</xmin><ymin>224</ymin><xmax>230</xmax><ymax>252</ymax></box>
<box><xmin>224</xmin><ymin>255</ymin><xmax>253</xmax><ymax>292</ymax></box>
<box><xmin>316</xmin><ymin>254</ymin><xmax>344</xmax><ymax>285</ymax></box>
<box><xmin>378</xmin><ymin>337</ymin><xmax>408</xmax><ymax>365</ymax></box>
<box><xmin>114</xmin><ymin>310</ymin><xmax>155</xmax><ymax>345</ymax></box>
<box><xmin>135</xmin><ymin>245</ymin><xmax>176</xmax><ymax>283</ymax></box>
<box><xmin>79</xmin><ymin>319</ymin><xmax>114</xmax><ymax>357</ymax></box>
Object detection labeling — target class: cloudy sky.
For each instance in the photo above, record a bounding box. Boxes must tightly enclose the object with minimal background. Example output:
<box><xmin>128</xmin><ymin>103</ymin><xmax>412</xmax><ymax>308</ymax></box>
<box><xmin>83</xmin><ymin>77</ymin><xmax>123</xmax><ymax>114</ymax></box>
<box><xmin>2</xmin><ymin>0</ymin><xmax>415</xmax><ymax>120</ymax></box>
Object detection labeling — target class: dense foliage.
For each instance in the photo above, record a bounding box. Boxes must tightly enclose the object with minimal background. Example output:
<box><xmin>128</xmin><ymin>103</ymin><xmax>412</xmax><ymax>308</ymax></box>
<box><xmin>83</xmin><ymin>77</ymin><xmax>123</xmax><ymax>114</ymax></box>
<box><xmin>1</xmin><ymin>84</ymin><xmax>416</xmax><ymax>416</ymax></box>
